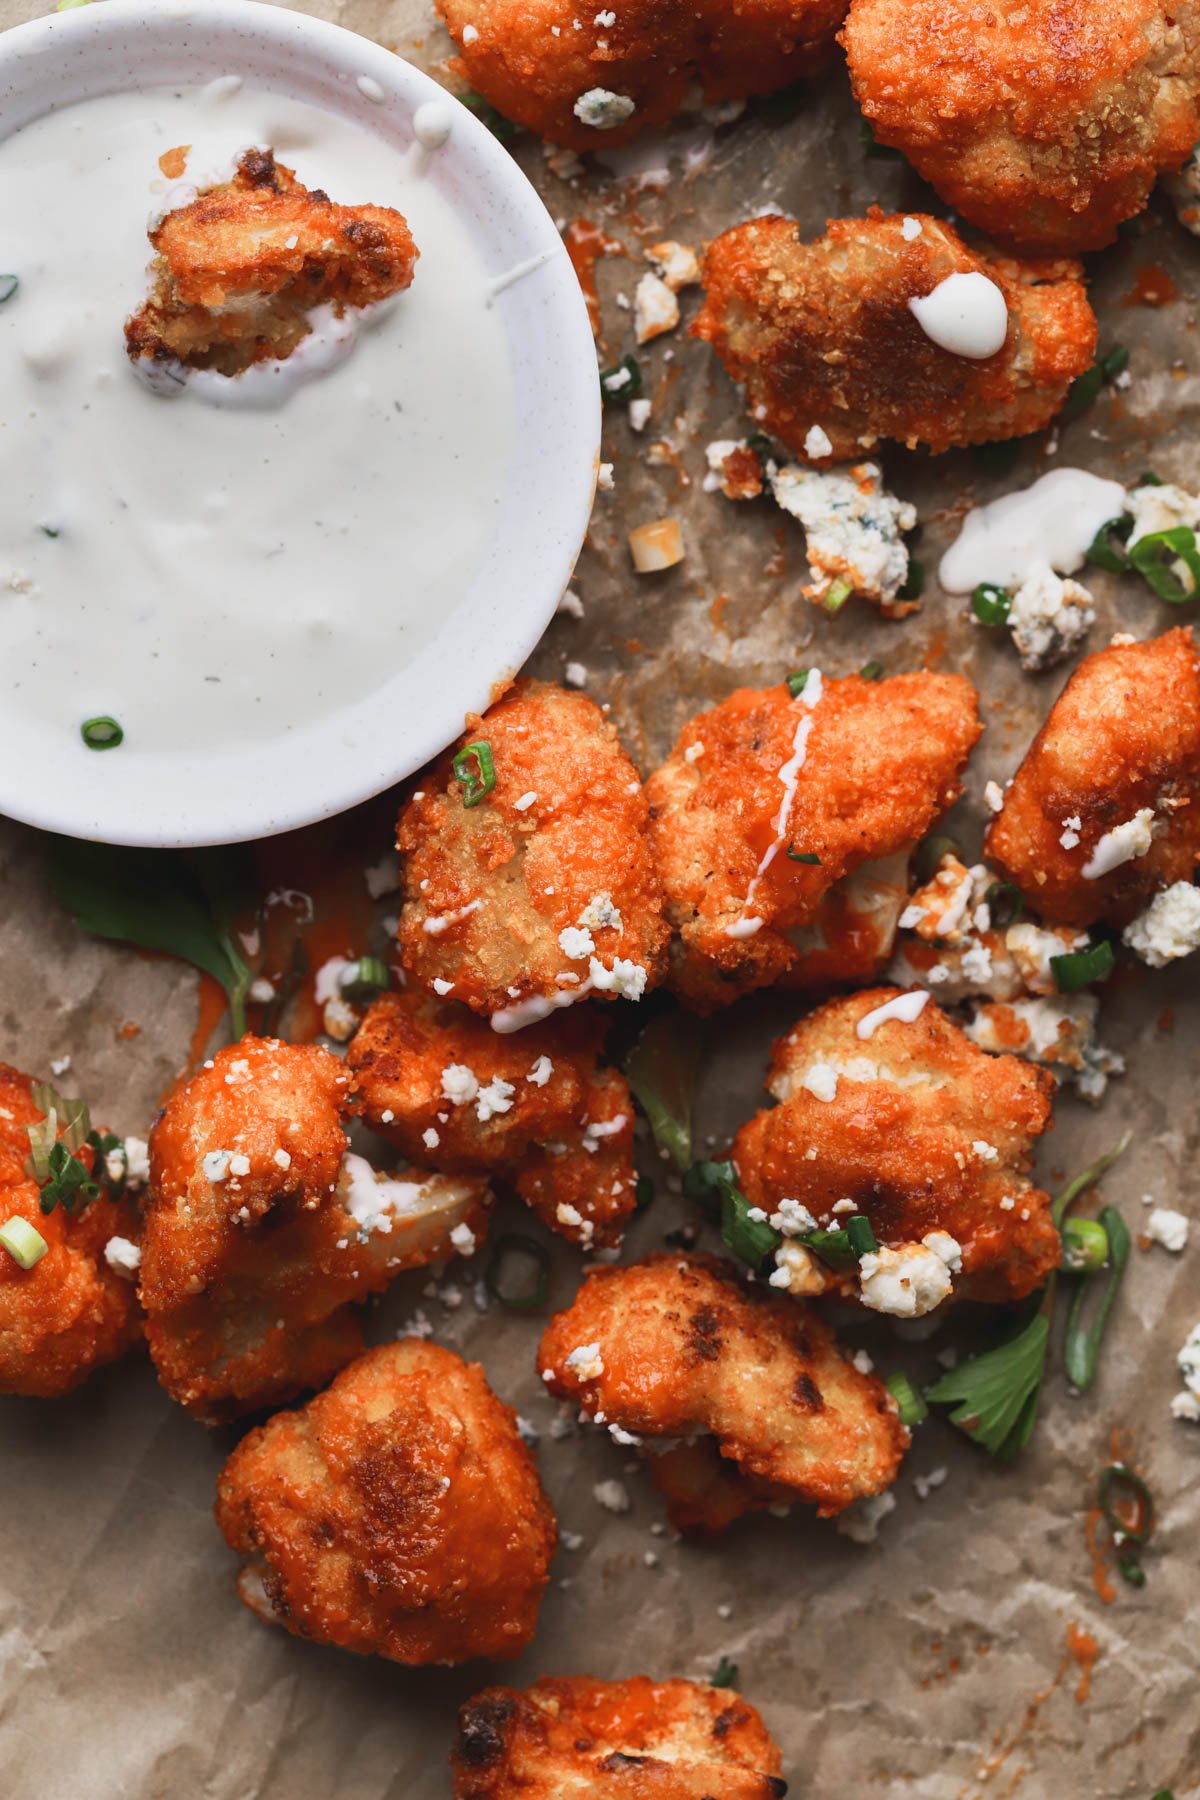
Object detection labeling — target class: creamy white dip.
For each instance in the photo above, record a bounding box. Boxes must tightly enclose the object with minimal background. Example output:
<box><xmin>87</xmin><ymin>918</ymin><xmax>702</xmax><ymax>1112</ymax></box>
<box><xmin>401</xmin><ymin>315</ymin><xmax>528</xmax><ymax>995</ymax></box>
<box><xmin>0</xmin><ymin>81</ymin><xmax>515</xmax><ymax>757</ymax></box>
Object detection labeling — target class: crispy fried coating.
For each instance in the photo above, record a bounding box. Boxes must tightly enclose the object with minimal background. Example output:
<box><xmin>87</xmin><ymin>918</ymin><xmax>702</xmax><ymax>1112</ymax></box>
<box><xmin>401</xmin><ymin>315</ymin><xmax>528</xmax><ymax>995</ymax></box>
<box><xmin>985</xmin><ymin>628</ymin><xmax>1200</xmax><ymax>929</ymax></box>
<box><xmin>0</xmin><ymin>1064</ymin><xmax>141</xmax><ymax>1397</ymax></box>
<box><xmin>451</xmin><ymin>1675</ymin><xmax>786</xmax><ymax>1798</ymax></box>
<box><xmin>125</xmin><ymin>147</ymin><xmax>417</xmax><ymax>376</ymax></box>
<box><xmin>438</xmin><ymin>0</ymin><xmax>845</xmax><ymax>151</ymax></box>
<box><xmin>216</xmin><ymin>1339</ymin><xmax>556</xmax><ymax>1665</ymax></box>
<box><xmin>842</xmin><ymin>0</ymin><xmax>1200</xmax><ymax>253</ymax></box>
<box><xmin>347</xmin><ymin>990</ymin><xmax>637</xmax><ymax>1247</ymax></box>
<box><xmin>692</xmin><ymin>210</ymin><xmax>1097</xmax><ymax>459</ymax></box>
<box><xmin>644</xmin><ymin>671</ymin><xmax>980</xmax><ymax>1010</ymax></box>
<box><xmin>538</xmin><ymin>1254</ymin><xmax>907</xmax><ymax>1523</ymax></box>
<box><xmin>397</xmin><ymin>681</ymin><xmax>668</xmax><ymax>1026</ymax></box>
<box><xmin>142</xmin><ymin>1038</ymin><xmax>490</xmax><ymax>1422</ymax></box>
<box><xmin>732</xmin><ymin>989</ymin><xmax>1059</xmax><ymax>1307</ymax></box>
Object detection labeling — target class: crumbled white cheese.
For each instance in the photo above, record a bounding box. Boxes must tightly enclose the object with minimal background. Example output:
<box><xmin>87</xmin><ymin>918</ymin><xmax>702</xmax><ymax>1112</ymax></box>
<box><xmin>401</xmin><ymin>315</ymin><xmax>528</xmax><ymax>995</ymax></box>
<box><xmin>103</xmin><ymin>1236</ymin><xmax>141</xmax><ymax>1279</ymax></box>
<box><xmin>593</xmin><ymin>1478</ymin><xmax>631</xmax><ymax>1513</ymax></box>
<box><xmin>913</xmin><ymin>1466</ymin><xmax>948</xmax><ymax>1500</ymax></box>
<box><xmin>900</xmin><ymin>216</ymin><xmax>923</xmax><ymax>241</ymax></box>
<box><xmin>770</xmin><ymin>1198</ymin><xmax>819</xmax><ymax>1237</ymax></box>
<box><xmin>804</xmin><ymin>424</ymin><xmax>833</xmax><ymax>460</ymax></box>
<box><xmin>634</xmin><ymin>272</ymin><xmax>681</xmax><ymax>343</ymax></box>
<box><xmin>1147</xmin><ymin>1207</ymin><xmax>1189</xmax><ymax>1253</ymax></box>
<box><xmin>578</xmin><ymin>891</ymin><xmax>623</xmax><ymax>931</ymax></box>
<box><xmin>1006</xmin><ymin>563</ymin><xmax>1095</xmax><ymax>671</ymax></box>
<box><xmin>514</xmin><ymin>790</ymin><xmax>538</xmax><ymax>812</ymax></box>
<box><xmin>565</xmin><ymin>660</ymin><xmax>589</xmax><ymax>687</ymax></box>
<box><xmin>588</xmin><ymin>955</ymin><xmax>647</xmax><ymax>1001</ymax></box>
<box><xmin>475</xmin><ymin>1076</ymin><xmax>516</xmax><ymax>1122</ymax></box>
<box><xmin>628</xmin><ymin>396</ymin><xmax>652</xmax><ymax>432</ymax></box>
<box><xmin>121</xmin><ymin>1136</ymin><xmax>150</xmax><ymax>1187</ymax></box>
<box><xmin>432</xmin><ymin>977</ymin><xmax>455</xmax><ymax>996</ymax></box>
<box><xmin>422</xmin><ymin>1128</ymin><xmax>439</xmax><ymax>1150</ymax></box>
<box><xmin>1082</xmin><ymin>809</ymin><xmax>1155</xmax><ymax>880</ymax></box>
<box><xmin>1123</xmin><ymin>881</ymin><xmax>1200</xmax><ymax>968</ymax></box>
<box><xmin>858</xmin><ymin>1235</ymin><xmax>959</xmax><ymax>1317</ymax></box>
<box><xmin>647</xmin><ymin>239</ymin><xmax>700</xmax><ymax>291</ymax></box>
<box><xmin>202</xmin><ymin>1149</ymin><xmax>233</xmax><ymax>1183</ymax></box>
<box><xmin>527</xmin><ymin>1055</ymin><xmax>554</xmax><ymax>1087</ymax></box>
<box><xmin>835</xmin><ymin>1490</ymin><xmax>896</xmax><ymax>1544</ymax></box>
<box><xmin>771</xmin><ymin>462</ymin><xmax>917</xmax><ymax>609</ymax></box>
<box><xmin>559</xmin><ymin>925</ymin><xmax>596</xmax><ymax>961</ymax></box>
<box><xmin>573</xmin><ymin>87</ymin><xmax>636</xmax><ymax>130</ymax></box>
<box><xmin>984</xmin><ymin>779</ymin><xmax>1005</xmax><ymax>813</ymax></box>
<box><xmin>449</xmin><ymin>1222</ymin><xmax>477</xmax><ymax>1256</ymax></box>
<box><xmin>441</xmin><ymin>1063</ymin><xmax>479</xmax><ymax>1106</ymax></box>
<box><xmin>1172</xmin><ymin>1321</ymin><xmax>1200</xmax><ymax>1422</ymax></box>
<box><xmin>273</xmin><ymin>1148</ymin><xmax>291</xmax><ymax>1170</ymax></box>
<box><xmin>768</xmin><ymin>1241</ymin><xmax>828</xmax><ymax>1295</ymax></box>
<box><xmin>565</xmin><ymin>1342</ymin><xmax>605</xmax><ymax>1379</ymax></box>
<box><xmin>799</xmin><ymin>1062</ymin><xmax>839</xmax><ymax>1102</ymax></box>
<box><xmin>1060</xmin><ymin>815</ymin><xmax>1082</xmax><ymax>850</ymax></box>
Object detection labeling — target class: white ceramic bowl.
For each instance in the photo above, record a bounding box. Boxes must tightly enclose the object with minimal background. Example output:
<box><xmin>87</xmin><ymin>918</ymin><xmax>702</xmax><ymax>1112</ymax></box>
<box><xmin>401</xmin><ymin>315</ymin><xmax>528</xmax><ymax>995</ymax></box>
<box><xmin>0</xmin><ymin>0</ymin><xmax>599</xmax><ymax>846</ymax></box>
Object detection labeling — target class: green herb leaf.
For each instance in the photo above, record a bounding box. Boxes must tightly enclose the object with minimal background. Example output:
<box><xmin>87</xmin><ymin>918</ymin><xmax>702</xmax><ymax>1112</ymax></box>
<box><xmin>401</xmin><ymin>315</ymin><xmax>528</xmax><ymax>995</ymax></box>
<box><xmin>786</xmin><ymin>846</ymin><xmax>821</xmax><ymax>864</ymax></box>
<box><xmin>1063</xmin><ymin>1203</ymin><xmax>1130</xmax><ymax>1390</ymax></box>
<box><xmin>623</xmin><ymin>1010</ymin><xmax>705</xmax><ymax>1172</ymax></box>
<box><xmin>926</xmin><ymin>1309</ymin><xmax>1049</xmax><ymax>1459</ymax></box>
<box><xmin>38</xmin><ymin>1140</ymin><xmax>101</xmax><ymax>1216</ymax></box>
<box><xmin>1051</xmin><ymin>938</ymin><xmax>1115</xmax><ymax>993</ymax></box>
<box><xmin>711</xmin><ymin>1657</ymin><xmax>739</xmax><ymax>1688</ymax></box>
<box><xmin>683</xmin><ymin>1159</ymin><xmax>780</xmax><ymax>1268</ymax></box>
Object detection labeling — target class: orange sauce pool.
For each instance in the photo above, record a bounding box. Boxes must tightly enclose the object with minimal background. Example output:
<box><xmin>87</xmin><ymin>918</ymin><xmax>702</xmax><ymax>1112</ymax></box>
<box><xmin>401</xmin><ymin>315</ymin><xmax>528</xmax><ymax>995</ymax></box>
<box><xmin>564</xmin><ymin>219</ymin><xmax>626</xmax><ymax>340</ymax></box>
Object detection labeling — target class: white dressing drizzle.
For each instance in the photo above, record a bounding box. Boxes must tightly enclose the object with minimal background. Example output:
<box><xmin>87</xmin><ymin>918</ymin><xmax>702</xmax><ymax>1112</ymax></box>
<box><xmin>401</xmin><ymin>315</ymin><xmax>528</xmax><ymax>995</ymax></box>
<box><xmin>856</xmin><ymin>989</ymin><xmax>929</xmax><ymax>1040</ymax></box>
<box><xmin>939</xmin><ymin>469</ymin><xmax>1126</xmax><ymax>594</ymax></box>
<box><xmin>908</xmin><ymin>272</ymin><xmax>1008</xmax><ymax>361</ymax></box>
<box><xmin>491</xmin><ymin>981</ymin><xmax>593</xmax><ymax>1033</ymax></box>
<box><xmin>724</xmin><ymin>670</ymin><xmax>823</xmax><ymax>938</ymax></box>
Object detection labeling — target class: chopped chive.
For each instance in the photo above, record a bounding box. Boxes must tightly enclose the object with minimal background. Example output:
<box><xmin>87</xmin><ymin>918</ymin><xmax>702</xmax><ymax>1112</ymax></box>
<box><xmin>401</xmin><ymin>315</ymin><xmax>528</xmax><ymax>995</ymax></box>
<box><xmin>1085</xmin><ymin>515</ymin><xmax>1133</xmax><ymax>573</ymax></box>
<box><xmin>1051</xmin><ymin>1130</ymin><xmax>1131</xmax><ymax>1230</ymax></box>
<box><xmin>0</xmin><ymin>1215</ymin><xmax>49</xmax><ymax>1268</ymax></box>
<box><xmin>984</xmin><ymin>881</ymin><xmax>1024</xmax><ymax>927</ymax></box>
<box><xmin>884</xmin><ymin>1370</ymin><xmax>928</xmax><ymax>1427</ymax></box>
<box><xmin>801</xmin><ymin>1226</ymin><xmax>857</xmax><ymax>1268</ymax></box>
<box><xmin>484</xmin><ymin>1233</ymin><xmax>550</xmax><ymax>1311</ymax></box>
<box><xmin>846</xmin><ymin>1214</ymin><xmax>878</xmax><ymax>1257</ymax></box>
<box><xmin>339</xmin><ymin>956</ymin><xmax>391</xmax><ymax>1002</ymax></box>
<box><xmin>1098</xmin><ymin>1463</ymin><xmax>1154</xmax><ymax>1545</ymax></box>
<box><xmin>0</xmin><ymin>275</ymin><xmax>17</xmax><ymax>304</ymax></box>
<box><xmin>820</xmin><ymin>576</ymin><xmax>854</xmax><ymax>615</ymax></box>
<box><xmin>634</xmin><ymin>1174</ymin><xmax>655</xmax><ymax>1211</ymax></box>
<box><xmin>1063</xmin><ymin>1203</ymin><xmax>1129</xmax><ymax>1390</ymax></box>
<box><xmin>452</xmin><ymin>739</ymin><xmax>495</xmax><ymax>807</ymax></box>
<box><xmin>1051</xmin><ymin>938</ymin><xmax>1115</xmax><ymax>993</ymax></box>
<box><xmin>1059</xmin><ymin>364</ymin><xmax>1103</xmax><ymax>421</ymax></box>
<box><xmin>81</xmin><ymin>715</ymin><xmax>123</xmax><ymax>751</ymax></box>
<box><xmin>1117</xmin><ymin>1554</ymin><xmax>1146</xmax><ymax>1587</ymax></box>
<box><xmin>711</xmin><ymin>1656</ymin><xmax>739</xmax><ymax>1688</ymax></box>
<box><xmin>898</xmin><ymin>556</ymin><xmax>925</xmax><ymax>602</ymax></box>
<box><xmin>39</xmin><ymin>524</ymin><xmax>61</xmax><ymax>539</ymax></box>
<box><xmin>1128</xmin><ymin>525</ymin><xmax>1200</xmax><ymax>603</ymax></box>
<box><xmin>786</xmin><ymin>845</ymin><xmax>821</xmax><ymax>864</ymax></box>
<box><xmin>859</xmin><ymin>659</ymin><xmax>884</xmax><ymax>680</ymax></box>
<box><xmin>1060</xmin><ymin>1216</ymin><xmax>1109</xmax><ymax>1273</ymax></box>
<box><xmin>786</xmin><ymin>668</ymin><xmax>812</xmax><ymax>697</ymax></box>
<box><xmin>1101</xmin><ymin>345</ymin><xmax>1130</xmax><ymax>380</ymax></box>
<box><xmin>971</xmin><ymin>582</ymin><xmax>1011</xmax><ymax>627</ymax></box>
<box><xmin>599</xmin><ymin>354</ymin><xmax>643</xmax><ymax>402</ymax></box>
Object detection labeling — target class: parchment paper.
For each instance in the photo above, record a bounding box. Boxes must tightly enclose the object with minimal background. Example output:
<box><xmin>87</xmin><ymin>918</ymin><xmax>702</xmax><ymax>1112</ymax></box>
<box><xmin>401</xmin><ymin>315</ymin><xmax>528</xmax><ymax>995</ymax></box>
<box><xmin>1</xmin><ymin>2</ymin><xmax>1198</xmax><ymax>1795</ymax></box>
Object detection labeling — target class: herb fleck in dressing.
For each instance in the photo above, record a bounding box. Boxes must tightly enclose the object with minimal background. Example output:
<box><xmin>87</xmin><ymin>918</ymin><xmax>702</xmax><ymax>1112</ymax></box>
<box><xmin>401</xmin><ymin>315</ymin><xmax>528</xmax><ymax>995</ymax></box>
<box><xmin>0</xmin><ymin>84</ymin><xmax>515</xmax><ymax>757</ymax></box>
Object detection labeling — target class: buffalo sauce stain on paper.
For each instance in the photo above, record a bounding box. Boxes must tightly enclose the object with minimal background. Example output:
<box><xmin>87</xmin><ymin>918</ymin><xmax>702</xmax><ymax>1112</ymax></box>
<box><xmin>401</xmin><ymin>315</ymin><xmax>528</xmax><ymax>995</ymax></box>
<box><xmin>1121</xmin><ymin>264</ymin><xmax>1179</xmax><ymax>309</ymax></box>
<box><xmin>958</xmin><ymin>1623</ymin><xmax>1103</xmax><ymax>1797</ymax></box>
<box><xmin>185</xmin><ymin>974</ymin><xmax>230</xmax><ymax>1077</ymax></box>
<box><xmin>564</xmin><ymin>219</ymin><xmax>627</xmax><ymax>341</ymax></box>
<box><xmin>1065</xmin><ymin>1622</ymin><xmax>1101</xmax><ymax>1704</ymax></box>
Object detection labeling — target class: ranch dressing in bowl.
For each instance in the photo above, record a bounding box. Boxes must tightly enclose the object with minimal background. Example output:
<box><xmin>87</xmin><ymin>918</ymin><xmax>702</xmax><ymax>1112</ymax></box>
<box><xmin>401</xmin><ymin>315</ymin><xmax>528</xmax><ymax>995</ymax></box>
<box><xmin>0</xmin><ymin>80</ymin><xmax>515</xmax><ymax>758</ymax></box>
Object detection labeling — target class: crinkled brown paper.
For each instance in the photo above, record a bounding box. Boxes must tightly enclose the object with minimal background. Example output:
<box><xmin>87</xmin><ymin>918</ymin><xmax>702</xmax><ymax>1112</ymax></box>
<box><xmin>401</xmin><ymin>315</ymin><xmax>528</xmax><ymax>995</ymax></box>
<box><xmin>0</xmin><ymin>1</ymin><xmax>1198</xmax><ymax>1794</ymax></box>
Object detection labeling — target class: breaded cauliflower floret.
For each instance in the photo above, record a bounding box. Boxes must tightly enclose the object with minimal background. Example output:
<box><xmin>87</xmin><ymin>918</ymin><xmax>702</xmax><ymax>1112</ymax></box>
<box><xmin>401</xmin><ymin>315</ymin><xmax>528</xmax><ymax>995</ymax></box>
<box><xmin>731</xmin><ymin>989</ymin><xmax>1059</xmax><ymax>1308</ymax></box>
<box><xmin>438</xmin><ymin>0</ymin><xmax>846</xmax><ymax>151</ymax></box>
<box><xmin>538</xmin><ymin>1254</ymin><xmax>908</xmax><ymax>1527</ymax></box>
<box><xmin>142</xmin><ymin>1038</ymin><xmax>490</xmax><ymax>1422</ymax></box>
<box><xmin>788</xmin><ymin>851</ymin><xmax>912</xmax><ymax>991</ymax></box>
<box><xmin>842</xmin><ymin>0</ymin><xmax>1200</xmax><ymax>253</ymax></box>
<box><xmin>692</xmin><ymin>211</ymin><xmax>1097</xmax><ymax>459</ymax></box>
<box><xmin>216</xmin><ymin>1340</ymin><xmax>556</xmax><ymax>1665</ymax></box>
<box><xmin>644</xmin><ymin>670</ymin><xmax>980</xmax><ymax>1010</ymax></box>
<box><xmin>125</xmin><ymin>147</ymin><xmax>417</xmax><ymax>376</ymax></box>
<box><xmin>451</xmin><ymin>1675</ymin><xmax>786</xmax><ymax>1798</ymax></box>
<box><xmin>347</xmin><ymin>991</ymin><xmax>637</xmax><ymax>1247</ymax></box>
<box><xmin>985</xmin><ymin>628</ymin><xmax>1200</xmax><ymax>928</ymax></box>
<box><xmin>0</xmin><ymin>1064</ymin><xmax>141</xmax><ymax>1397</ymax></box>
<box><xmin>397</xmin><ymin>681</ymin><xmax>668</xmax><ymax>1028</ymax></box>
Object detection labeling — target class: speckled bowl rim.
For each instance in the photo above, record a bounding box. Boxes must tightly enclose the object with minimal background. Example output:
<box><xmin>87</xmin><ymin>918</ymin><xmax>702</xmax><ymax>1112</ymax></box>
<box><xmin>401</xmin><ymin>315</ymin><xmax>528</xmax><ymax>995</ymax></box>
<box><xmin>0</xmin><ymin>0</ymin><xmax>600</xmax><ymax>847</ymax></box>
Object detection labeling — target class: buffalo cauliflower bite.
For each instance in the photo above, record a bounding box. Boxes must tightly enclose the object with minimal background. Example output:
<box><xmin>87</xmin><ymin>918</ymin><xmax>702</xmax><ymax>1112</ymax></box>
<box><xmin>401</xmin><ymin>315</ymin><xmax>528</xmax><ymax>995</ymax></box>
<box><xmin>692</xmin><ymin>211</ymin><xmax>1096</xmax><ymax>459</ymax></box>
<box><xmin>0</xmin><ymin>1064</ymin><xmax>141</xmax><ymax>1397</ymax></box>
<box><xmin>347</xmin><ymin>991</ymin><xmax>637</xmax><ymax>1247</ymax></box>
<box><xmin>538</xmin><ymin>1253</ymin><xmax>908</xmax><ymax>1527</ymax></box>
<box><xmin>125</xmin><ymin>146</ymin><xmax>418</xmax><ymax>376</ymax></box>
<box><xmin>397</xmin><ymin>681</ymin><xmax>668</xmax><ymax>1028</ymax></box>
<box><xmin>437</xmin><ymin>0</ymin><xmax>845</xmax><ymax>152</ymax></box>
<box><xmin>731</xmin><ymin>988</ymin><xmax>1059</xmax><ymax>1309</ymax></box>
<box><xmin>985</xmin><ymin>628</ymin><xmax>1200</xmax><ymax>928</ymax></box>
<box><xmin>842</xmin><ymin>0</ymin><xmax>1200</xmax><ymax>253</ymax></box>
<box><xmin>644</xmin><ymin>669</ymin><xmax>980</xmax><ymax>1010</ymax></box>
<box><xmin>216</xmin><ymin>1339</ymin><xmax>555</xmax><ymax>1664</ymax></box>
<box><xmin>142</xmin><ymin>1038</ymin><xmax>491</xmax><ymax>1422</ymax></box>
<box><xmin>451</xmin><ymin>1675</ymin><xmax>786</xmax><ymax>1798</ymax></box>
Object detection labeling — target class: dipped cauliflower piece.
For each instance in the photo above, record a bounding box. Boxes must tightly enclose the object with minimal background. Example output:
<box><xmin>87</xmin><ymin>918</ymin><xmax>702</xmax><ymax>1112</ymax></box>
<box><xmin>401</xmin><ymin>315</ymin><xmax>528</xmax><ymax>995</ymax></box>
<box><xmin>692</xmin><ymin>211</ymin><xmax>1096</xmax><ymax>459</ymax></box>
<box><xmin>538</xmin><ymin>1253</ymin><xmax>908</xmax><ymax>1527</ymax></box>
<box><xmin>0</xmin><ymin>1064</ymin><xmax>141</xmax><ymax>1397</ymax></box>
<box><xmin>842</xmin><ymin>0</ymin><xmax>1200</xmax><ymax>253</ymax></box>
<box><xmin>452</xmin><ymin>1675</ymin><xmax>787</xmax><ymax>1798</ymax></box>
<box><xmin>985</xmin><ymin>628</ymin><xmax>1200</xmax><ymax>929</ymax></box>
<box><xmin>216</xmin><ymin>1339</ymin><xmax>556</xmax><ymax>1665</ymax></box>
<box><xmin>142</xmin><ymin>1038</ymin><xmax>491</xmax><ymax>1422</ymax></box>
<box><xmin>126</xmin><ymin>146</ymin><xmax>418</xmax><ymax>376</ymax></box>
<box><xmin>644</xmin><ymin>668</ymin><xmax>980</xmax><ymax>1010</ymax></box>
<box><xmin>438</xmin><ymin>0</ymin><xmax>845</xmax><ymax>151</ymax></box>
<box><xmin>347</xmin><ymin>991</ymin><xmax>637</xmax><ymax>1248</ymax></box>
<box><xmin>397</xmin><ymin>681</ymin><xmax>668</xmax><ymax>1028</ymax></box>
<box><xmin>732</xmin><ymin>988</ymin><xmax>1059</xmax><ymax>1310</ymax></box>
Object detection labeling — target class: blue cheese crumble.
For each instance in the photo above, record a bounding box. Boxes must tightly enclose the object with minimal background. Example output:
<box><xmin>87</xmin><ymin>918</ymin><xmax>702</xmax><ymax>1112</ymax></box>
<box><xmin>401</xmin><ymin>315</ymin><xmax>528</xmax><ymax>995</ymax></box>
<box><xmin>573</xmin><ymin>88</ymin><xmax>636</xmax><ymax>130</ymax></box>
<box><xmin>1005</xmin><ymin>562</ymin><xmax>1095</xmax><ymax>671</ymax></box>
<box><xmin>769</xmin><ymin>461</ymin><xmax>917</xmax><ymax>615</ymax></box>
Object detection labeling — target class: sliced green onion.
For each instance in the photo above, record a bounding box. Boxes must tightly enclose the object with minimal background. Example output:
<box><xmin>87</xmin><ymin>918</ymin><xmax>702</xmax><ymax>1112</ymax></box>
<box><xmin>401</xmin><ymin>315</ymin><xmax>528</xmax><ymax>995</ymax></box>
<box><xmin>0</xmin><ymin>276</ymin><xmax>17</xmax><ymax>304</ymax></box>
<box><xmin>600</xmin><ymin>354</ymin><xmax>643</xmax><ymax>402</ymax></box>
<box><xmin>1128</xmin><ymin>525</ymin><xmax>1200</xmax><ymax>603</ymax></box>
<box><xmin>0</xmin><ymin>1215</ymin><xmax>49</xmax><ymax>1268</ymax></box>
<box><xmin>39</xmin><ymin>524</ymin><xmax>61</xmax><ymax>539</ymax></box>
<box><xmin>820</xmin><ymin>576</ymin><xmax>854</xmax><ymax>615</ymax></box>
<box><xmin>885</xmin><ymin>1370</ymin><xmax>928</xmax><ymax>1427</ymax></box>
<box><xmin>452</xmin><ymin>739</ymin><xmax>495</xmax><ymax>807</ymax></box>
<box><xmin>339</xmin><ymin>956</ymin><xmax>391</xmax><ymax>1002</ymax></box>
<box><xmin>914</xmin><ymin>834</ymin><xmax>958</xmax><ymax>883</ymax></box>
<box><xmin>623</xmin><ymin>1009</ymin><xmax>704</xmax><ymax>1172</ymax></box>
<box><xmin>1063</xmin><ymin>1204</ymin><xmax>1130</xmax><ymax>1390</ymax></box>
<box><xmin>81</xmin><ymin>715</ymin><xmax>124</xmax><ymax>751</ymax></box>
<box><xmin>1139</xmin><ymin>471</ymin><xmax>1164</xmax><ymax>488</ymax></box>
<box><xmin>971</xmin><ymin>582</ymin><xmax>1011</xmax><ymax>627</ymax></box>
<box><xmin>1060</xmin><ymin>1216</ymin><xmax>1109</xmax><ymax>1272</ymax></box>
<box><xmin>1099</xmin><ymin>1463</ymin><xmax>1154</xmax><ymax>1545</ymax></box>
<box><xmin>711</xmin><ymin>1657</ymin><xmax>739</xmax><ymax>1688</ymax></box>
<box><xmin>898</xmin><ymin>556</ymin><xmax>925</xmax><ymax>602</ymax></box>
<box><xmin>1051</xmin><ymin>939</ymin><xmax>1115</xmax><ymax>993</ymax></box>
<box><xmin>1101</xmin><ymin>346</ymin><xmax>1130</xmax><ymax>381</ymax></box>
<box><xmin>459</xmin><ymin>90</ymin><xmax>519</xmax><ymax>143</ymax></box>
<box><xmin>801</xmin><ymin>1226</ymin><xmax>857</xmax><ymax>1269</ymax></box>
<box><xmin>984</xmin><ymin>881</ymin><xmax>1024</xmax><ymax>928</ymax></box>
<box><xmin>683</xmin><ymin>1159</ymin><xmax>780</xmax><ymax>1268</ymax></box>
<box><xmin>1085</xmin><ymin>515</ymin><xmax>1133</xmax><ymax>573</ymax></box>
<box><xmin>786</xmin><ymin>668</ymin><xmax>812</xmax><ymax>698</ymax></box>
<box><xmin>1117</xmin><ymin>1554</ymin><xmax>1146</xmax><ymax>1587</ymax></box>
<box><xmin>786</xmin><ymin>845</ymin><xmax>821</xmax><ymax>864</ymax></box>
<box><xmin>859</xmin><ymin>659</ymin><xmax>884</xmax><ymax>680</ymax></box>
<box><xmin>484</xmin><ymin>1233</ymin><xmax>550</xmax><ymax>1311</ymax></box>
<box><xmin>846</xmin><ymin>1214</ymin><xmax>878</xmax><ymax>1257</ymax></box>
<box><xmin>858</xmin><ymin>120</ymin><xmax>903</xmax><ymax>160</ymax></box>
<box><xmin>634</xmin><ymin>1174</ymin><xmax>655</xmax><ymax>1212</ymax></box>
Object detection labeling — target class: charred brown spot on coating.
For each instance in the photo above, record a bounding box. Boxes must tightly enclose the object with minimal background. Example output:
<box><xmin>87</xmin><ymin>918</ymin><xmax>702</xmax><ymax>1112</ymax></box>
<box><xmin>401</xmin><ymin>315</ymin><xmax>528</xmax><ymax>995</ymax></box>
<box><xmin>688</xmin><ymin>1306</ymin><xmax>723</xmax><ymax>1361</ymax></box>
<box><xmin>792</xmin><ymin>1371</ymin><xmax>825</xmax><ymax>1412</ymax></box>
<box><xmin>598</xmin><ymin>1751</ymin><xmax>649</xmax><ymax>1769</ymax></box>
<box><xmin>455</xmin><ymin>1694</ymin><xmax>516</xmax><ymax>1767</ymax></box>
<box><xmin>239</xmin><ymin>146</ymin><xmax>285</xmax><ymax>190</ymax></box>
